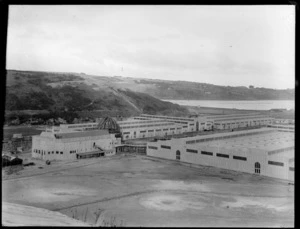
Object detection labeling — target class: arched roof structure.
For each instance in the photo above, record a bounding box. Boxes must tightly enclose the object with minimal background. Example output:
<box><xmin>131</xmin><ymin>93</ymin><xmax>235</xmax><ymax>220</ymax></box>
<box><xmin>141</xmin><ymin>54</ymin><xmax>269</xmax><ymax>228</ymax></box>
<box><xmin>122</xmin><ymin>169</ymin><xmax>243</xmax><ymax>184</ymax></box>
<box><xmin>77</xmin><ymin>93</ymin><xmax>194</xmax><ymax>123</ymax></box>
<box><xmin>97</xmin><ymin>117</ymin><xmax>120</xmax><ymax>133</ymax></box>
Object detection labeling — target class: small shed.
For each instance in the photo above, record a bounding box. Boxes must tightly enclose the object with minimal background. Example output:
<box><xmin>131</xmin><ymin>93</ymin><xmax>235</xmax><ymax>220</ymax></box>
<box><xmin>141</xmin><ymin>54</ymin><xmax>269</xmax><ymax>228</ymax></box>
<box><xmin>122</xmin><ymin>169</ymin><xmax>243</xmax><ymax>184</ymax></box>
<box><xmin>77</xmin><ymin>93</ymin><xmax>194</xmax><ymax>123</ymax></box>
<box><xmin>2</xmin><ymin>154</ymin><xmax>23</xmax><ymax>167</ymax></box>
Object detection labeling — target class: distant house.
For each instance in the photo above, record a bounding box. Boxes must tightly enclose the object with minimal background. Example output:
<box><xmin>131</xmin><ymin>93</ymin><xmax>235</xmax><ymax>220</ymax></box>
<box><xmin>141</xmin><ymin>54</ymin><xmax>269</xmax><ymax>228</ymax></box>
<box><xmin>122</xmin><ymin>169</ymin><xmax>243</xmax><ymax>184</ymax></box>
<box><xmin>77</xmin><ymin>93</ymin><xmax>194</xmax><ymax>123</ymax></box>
<box><xmin>2</xmin><ymin>154</ymin><xmax>23</xmax><ymax>167</ymax></box>
<box><xmin>12</xmin><ymin>134</ymin><xmax>23</xmax><ymax>139</ymax></box>
<box><xmin>11</xmin><ymin>119</ymin><xmax>20</xmax><ymax>125</ymax></box>
<box><xmin>58</xmin><ymin>118</ymin><xmax>67</xmax><ymax>124</ymax></box>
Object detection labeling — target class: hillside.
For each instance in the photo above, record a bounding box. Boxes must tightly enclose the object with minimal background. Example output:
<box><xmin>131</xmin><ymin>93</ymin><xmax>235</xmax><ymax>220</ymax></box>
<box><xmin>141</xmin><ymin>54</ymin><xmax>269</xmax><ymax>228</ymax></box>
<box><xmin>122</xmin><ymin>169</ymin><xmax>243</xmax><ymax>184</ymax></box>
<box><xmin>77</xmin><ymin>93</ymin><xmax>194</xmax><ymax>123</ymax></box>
<box><xmin>4</xmin><ymin>70</ymin><xmax>188</xmax><ymax>121</ymax></box>
<box><xmin>131</xmin><ymin>79</ymin><xmax>295</xmax><ymax>100</ymax></box>
<box><xmin>2</xmin><ymin>202</ymin><xmax>91</xmax><ymax>226</ymax></box>
<box><xmin>4</xmin><ymin>70</ymin><xmax>294</xmax><ymax>123</ymax></box>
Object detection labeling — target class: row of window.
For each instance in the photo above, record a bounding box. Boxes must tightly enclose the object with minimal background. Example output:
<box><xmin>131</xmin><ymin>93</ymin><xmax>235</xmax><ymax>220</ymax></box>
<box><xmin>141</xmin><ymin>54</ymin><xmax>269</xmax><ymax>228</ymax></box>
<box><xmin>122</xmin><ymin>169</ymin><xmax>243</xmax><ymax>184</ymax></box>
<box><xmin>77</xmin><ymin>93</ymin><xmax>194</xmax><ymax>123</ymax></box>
<box><xmin>65</xmin><ymin>124</ymin><xmax>97</xmax><ymax>128</ymax></box>
<box><xmin>120</xmin><ymin>123</ymin><xmax>175</xmax><ymax>129</ymax></box>
<box><xmin>206</xmin><ymin>113</ymin><xmax>261</xmax><ymax>119</ymax></box>
<box><xmin>34</xmin><ymin>149</ymin><xmax>64</xmax><ymax>155</ymax></box>
<box><xmin>214</xmin><ymin>116</ymin><xmax>272</xmax><ymax>122</ymax></box>
<box><xmin>123</xmin><ymin>127</ymin><xmax>188</xmax><ymax>135</ymax></box>
<box><xmin>34</xmin><ymin>149</ymin><xmax>80</xmax><ymax>155</ymax></box>
<box><xmin>120</xmin><ymin>120</ymin><xmax>169</xmax><ymax>125</ymax></box>
<box><xmin>148</xmin><ymin>147</ymin><xmax>248</xmax><ymax>161</ymax></box>
<box><xmin>140</xmin><ymin>114</ymin><xmax>194</xmax><ymax>122</ymax></box>
<box><xmin>186</xmin><ymin>130</ymin><xmax>274</xmax><ymax>144</ymax></box>
<box><xmin>149</xmin><ymin>146</ymin><xmax>288</xmax><ymax>168</ymax></box>
<box><xmin>215</xmin><ymin>121</ymin><xmax>270</xmax><ymax>126</ymax></box>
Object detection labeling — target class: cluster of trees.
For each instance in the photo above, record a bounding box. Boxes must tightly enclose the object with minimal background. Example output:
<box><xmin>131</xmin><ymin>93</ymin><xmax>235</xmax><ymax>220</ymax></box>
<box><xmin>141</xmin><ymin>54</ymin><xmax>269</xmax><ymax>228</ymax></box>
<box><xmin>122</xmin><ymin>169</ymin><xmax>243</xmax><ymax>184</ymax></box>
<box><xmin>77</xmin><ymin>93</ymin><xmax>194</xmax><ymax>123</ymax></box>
<box><xmin>4</xmin><ymin>111</ymin><xmax>90</xmax><ymax>126</ymax></box>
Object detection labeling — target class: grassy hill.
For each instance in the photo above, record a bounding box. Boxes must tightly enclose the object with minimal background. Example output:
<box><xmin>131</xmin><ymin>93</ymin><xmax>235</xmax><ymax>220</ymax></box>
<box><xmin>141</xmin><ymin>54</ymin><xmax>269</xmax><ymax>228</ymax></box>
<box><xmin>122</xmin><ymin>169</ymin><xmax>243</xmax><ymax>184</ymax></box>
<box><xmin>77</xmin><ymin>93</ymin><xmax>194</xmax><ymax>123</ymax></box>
<box><xmin>131</xmin><ymin>79</ymin><xmax>294</xmax><ymax>100</ymax></box>
<box><xmin>4</xmin><ymin>69</ymin><xmax>294</xmax><ymax>124</ymax></box>
<box><xmin>4</xmin><ymin>70</ymin><xmax>188</xmax><ymax>122</ymax></box>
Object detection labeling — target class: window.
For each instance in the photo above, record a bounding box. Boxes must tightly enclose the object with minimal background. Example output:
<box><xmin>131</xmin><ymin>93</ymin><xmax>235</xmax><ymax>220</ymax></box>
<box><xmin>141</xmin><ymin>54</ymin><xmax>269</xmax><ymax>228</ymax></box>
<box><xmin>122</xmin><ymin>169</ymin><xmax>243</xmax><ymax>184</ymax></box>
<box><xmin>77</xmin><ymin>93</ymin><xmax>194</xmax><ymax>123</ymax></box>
<box><xmin>201</xmin><ymin>151</ymin><xmax>213</xmax><ymax>156</ymax></box>
<box><xmin>161</xmin><ymin>145</ymin><xmax>171</xmax><ymax>149</ymax></box>
<box><xmin>123</xmin><ymin>132</ymin><xmax>130</xmax><ymax>134</ymax></box>
<box><xmin>255</xmin><ymin>162</ymin><xmax>261</xmax><ymax>174</ymax></box>
<box><xmin>52</xmin><ymin>151</ymin><xmax>54</xmax><ymax>154</ymax></box>
<box><xmin>289</xmin><ymin>167</ymin><xmax>294</xmax><ymax>171</ymax></box>
<box><xmin>48</xmin><ymin>152</ymin><xmax>50</xmax><ymax>155</ymax></box>
<box><xmin>56</xmin><ymin>151</ymin><xmax>59</xmax><ymax>154</ymax></box>
<box><xmin>156</xmin><ymin>129</ymin><xmax>161</xmax><ymax>131</ymax></box>
<box><xmin>163</xmin><ymin>129</ymin><xmax>168</xmax><ymax>131</ymax></box>
<box><xmin>216</xmin><ymin>153</ymin><xmax>229</xmax><ymax>158</ymax></box>
<box><xmin>148</xmin><ymin>146</ymin><xmax>158</xmax><ymax>150</ymax></box>
<box><xmin>140</xmin><ymin>130</ymin><xmax>146</xmax><ymax>133</ymax></box>
<box><xmin>186</xmin><ymin>149</ymin><xmax>198</xmax><ymax>153</ymax></box>
<box><xmin>60</xmin><ymin>152</ymin><xmax>63</xmax><ymax>154</ymax></box>
<box><xmin>268</xmin><ymin>161</ymin><xmax>284</xmax><ymax>166</ymax></box>
<box><xmin>233</xmin><ymin>156</ymin><xmax>247</xmax><ymax>161</ymax></box>
<box><xmin>148</xmin><ymin>130</ymin><xmax>154</xmax><ymax>132</ymax></box>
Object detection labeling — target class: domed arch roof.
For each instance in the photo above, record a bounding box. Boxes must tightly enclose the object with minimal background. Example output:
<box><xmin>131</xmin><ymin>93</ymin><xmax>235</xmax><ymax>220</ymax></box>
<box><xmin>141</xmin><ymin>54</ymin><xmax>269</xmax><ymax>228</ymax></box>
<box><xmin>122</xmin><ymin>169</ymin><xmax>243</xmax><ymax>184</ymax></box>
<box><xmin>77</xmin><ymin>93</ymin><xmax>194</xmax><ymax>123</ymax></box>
<box><xmin>97</xmin><ymin>117</ymin><xmax>120</xmax><ymax>133</ymax></box>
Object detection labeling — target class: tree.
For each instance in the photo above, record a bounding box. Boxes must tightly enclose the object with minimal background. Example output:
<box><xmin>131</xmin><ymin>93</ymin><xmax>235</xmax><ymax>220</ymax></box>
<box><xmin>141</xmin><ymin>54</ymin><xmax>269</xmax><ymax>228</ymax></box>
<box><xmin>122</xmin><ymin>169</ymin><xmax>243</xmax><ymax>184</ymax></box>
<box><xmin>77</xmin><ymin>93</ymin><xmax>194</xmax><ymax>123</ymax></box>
<box><xmin>249</xmin><ymin>85</ymin><xmax>254</xmax><ymax>89</ymax></box>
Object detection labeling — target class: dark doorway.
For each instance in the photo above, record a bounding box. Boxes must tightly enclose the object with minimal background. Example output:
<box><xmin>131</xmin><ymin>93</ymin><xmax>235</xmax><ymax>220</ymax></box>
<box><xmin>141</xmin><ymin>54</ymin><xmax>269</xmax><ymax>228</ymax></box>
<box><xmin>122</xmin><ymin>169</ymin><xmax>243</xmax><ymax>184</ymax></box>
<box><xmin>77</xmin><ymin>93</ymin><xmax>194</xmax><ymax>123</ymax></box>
<box><xmin>176</xmin><ymin>150</ymin><xmax>181</xmax><ymax>160</ymax></box>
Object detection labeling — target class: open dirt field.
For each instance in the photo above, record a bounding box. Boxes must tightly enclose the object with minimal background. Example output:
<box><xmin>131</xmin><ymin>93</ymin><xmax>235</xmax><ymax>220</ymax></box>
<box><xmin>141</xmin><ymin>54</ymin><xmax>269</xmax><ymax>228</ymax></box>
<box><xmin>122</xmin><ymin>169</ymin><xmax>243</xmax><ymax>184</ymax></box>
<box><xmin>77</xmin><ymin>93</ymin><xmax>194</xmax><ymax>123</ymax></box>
<box><xmin>2</xmin><ymin>154</ymin><xmax>294</xmax><ymax>227</ymax></box>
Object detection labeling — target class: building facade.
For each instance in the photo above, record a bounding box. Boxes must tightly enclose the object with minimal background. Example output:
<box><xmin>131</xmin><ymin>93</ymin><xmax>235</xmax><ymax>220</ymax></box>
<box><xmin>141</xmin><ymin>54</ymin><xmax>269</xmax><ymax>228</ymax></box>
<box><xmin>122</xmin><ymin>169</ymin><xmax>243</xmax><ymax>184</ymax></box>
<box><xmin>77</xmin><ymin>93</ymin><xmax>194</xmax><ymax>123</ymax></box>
<box><xmin>204</xmin><ymin>113</ymin><xmax>274</xmax><ymax>130</ymax></box>
<box><xmin>118</xmin><ymin>119</ymin><xmax>185</xmax><ymax>140</ymax></box>
<box><xmin>32</xmin><ymin>129</ymin><xmax>121</xmax><ymax>160</ymax></box>
<box><xmin>138</xmin><ymin>114</ymin><xmax>205</xmax><ymax>131</ymax></box>
<box><xmin>147</xmin><ymin>128</ymin><xmax>294</xmax><ymax>181</ymax></box>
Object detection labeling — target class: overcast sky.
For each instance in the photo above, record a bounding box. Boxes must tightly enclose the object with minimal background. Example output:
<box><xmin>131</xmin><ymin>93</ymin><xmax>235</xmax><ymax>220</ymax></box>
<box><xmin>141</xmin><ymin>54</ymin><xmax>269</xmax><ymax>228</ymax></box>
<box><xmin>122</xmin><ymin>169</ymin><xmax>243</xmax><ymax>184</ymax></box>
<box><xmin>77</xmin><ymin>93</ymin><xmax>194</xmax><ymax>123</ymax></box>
<box><xmin>7</xmin><ymin>5</ymin><xmax>295</xmax><ymax>89</ymax></box>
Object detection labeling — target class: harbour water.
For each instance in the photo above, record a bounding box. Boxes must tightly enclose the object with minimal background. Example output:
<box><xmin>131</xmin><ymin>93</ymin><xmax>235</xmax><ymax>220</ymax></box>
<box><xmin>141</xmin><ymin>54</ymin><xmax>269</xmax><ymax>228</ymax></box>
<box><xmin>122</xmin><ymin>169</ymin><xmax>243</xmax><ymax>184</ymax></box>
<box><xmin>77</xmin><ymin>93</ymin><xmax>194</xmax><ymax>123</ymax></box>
<box><xmin>163</xmin><ymin>100</ymin><xmax>295</xmax><ymax>111</ymax></box>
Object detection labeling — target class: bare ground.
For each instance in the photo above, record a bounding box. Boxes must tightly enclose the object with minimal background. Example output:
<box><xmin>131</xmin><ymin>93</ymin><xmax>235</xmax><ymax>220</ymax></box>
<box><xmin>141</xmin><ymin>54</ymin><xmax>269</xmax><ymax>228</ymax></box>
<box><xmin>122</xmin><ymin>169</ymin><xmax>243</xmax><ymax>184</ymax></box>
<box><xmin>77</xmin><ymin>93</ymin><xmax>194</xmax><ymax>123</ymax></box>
<box><xmin>2</xmin><ymin>154</ymin><xmax>294</xmax><ymax>227</ymax></box>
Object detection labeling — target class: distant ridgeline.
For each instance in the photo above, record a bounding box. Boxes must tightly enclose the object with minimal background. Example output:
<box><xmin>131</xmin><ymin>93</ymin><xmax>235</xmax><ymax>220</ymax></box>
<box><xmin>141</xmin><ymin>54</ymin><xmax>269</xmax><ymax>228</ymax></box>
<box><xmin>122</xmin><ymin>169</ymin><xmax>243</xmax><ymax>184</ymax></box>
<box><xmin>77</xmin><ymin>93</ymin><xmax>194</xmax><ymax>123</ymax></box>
<box><xmin>4</xmin><ymin>70</ymin><xmax>188</xmax><ymax>123</ymax></box>
<box><xmin>5</xmin><ymin>70</ymin><xmax>293</xmax><ymax>123</ymax></box>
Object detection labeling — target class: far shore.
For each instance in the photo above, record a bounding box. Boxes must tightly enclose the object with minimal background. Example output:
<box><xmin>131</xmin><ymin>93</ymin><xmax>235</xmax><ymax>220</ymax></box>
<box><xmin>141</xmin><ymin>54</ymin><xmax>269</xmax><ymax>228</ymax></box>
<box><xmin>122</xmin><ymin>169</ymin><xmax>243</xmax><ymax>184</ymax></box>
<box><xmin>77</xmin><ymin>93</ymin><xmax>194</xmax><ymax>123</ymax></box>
<box><xmin>185</xmin><ymin>105</ymin><xmax>294</xmax><ymax>119</ymax></box>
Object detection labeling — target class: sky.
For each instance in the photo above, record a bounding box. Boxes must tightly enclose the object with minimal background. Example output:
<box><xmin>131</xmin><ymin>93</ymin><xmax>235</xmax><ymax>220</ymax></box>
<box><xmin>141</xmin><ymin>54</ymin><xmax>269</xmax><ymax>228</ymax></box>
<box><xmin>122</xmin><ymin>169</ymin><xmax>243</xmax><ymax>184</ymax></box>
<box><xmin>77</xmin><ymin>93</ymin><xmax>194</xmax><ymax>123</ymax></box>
<box><xmin>6</xmin><ymin>5</ymin><xmax>295</xmax><ymax>89</ymax></box>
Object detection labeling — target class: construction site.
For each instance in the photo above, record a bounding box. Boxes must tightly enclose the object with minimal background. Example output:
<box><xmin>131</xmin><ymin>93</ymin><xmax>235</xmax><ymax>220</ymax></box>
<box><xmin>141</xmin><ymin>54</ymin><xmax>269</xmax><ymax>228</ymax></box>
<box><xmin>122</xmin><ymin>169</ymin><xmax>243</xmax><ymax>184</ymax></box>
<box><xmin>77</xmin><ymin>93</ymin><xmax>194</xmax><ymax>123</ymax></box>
<box><xmin>2</xmin><ymin>114</ymin><xmax>294</xmax><ymax>227</ymax></box>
